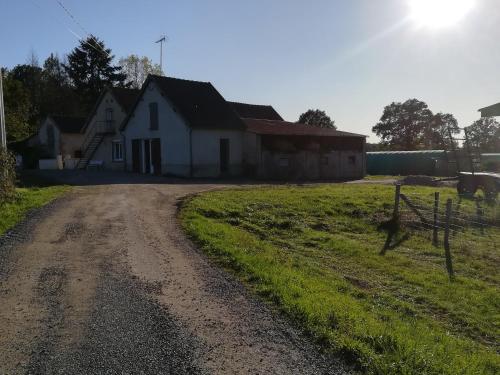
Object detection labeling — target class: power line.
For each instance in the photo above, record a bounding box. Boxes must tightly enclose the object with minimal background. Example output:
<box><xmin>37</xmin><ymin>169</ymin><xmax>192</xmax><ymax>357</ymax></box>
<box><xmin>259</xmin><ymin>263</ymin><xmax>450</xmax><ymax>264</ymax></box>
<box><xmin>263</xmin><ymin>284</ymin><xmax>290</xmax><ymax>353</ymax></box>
<box><xmin>54</xmin><ymin>0</ymin><xmax>112</xmax><ymax>59</ymax></box>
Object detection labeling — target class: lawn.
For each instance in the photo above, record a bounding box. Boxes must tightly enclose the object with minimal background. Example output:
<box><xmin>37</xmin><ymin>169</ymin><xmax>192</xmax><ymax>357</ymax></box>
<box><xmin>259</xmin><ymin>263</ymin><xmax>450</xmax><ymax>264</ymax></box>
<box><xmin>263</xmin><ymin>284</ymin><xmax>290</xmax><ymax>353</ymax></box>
<box><xmin>0</xmin><ymin>186</ymin><xmax>70</xmax><ymax>235</ymax></box>
<box><xmin>180</xmin><ymin>184</ymin><xmax>499</xmax><ymax>375</ymax></box>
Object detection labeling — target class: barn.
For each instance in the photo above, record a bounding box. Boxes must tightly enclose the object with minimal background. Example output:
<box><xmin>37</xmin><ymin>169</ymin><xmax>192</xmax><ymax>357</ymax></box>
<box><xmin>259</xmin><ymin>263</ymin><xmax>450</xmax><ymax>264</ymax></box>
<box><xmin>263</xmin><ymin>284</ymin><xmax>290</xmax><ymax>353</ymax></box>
<box><xmin>120</xmin><ymin>75</ymin><xmax>366</xmax><ymax>180</ymax></box>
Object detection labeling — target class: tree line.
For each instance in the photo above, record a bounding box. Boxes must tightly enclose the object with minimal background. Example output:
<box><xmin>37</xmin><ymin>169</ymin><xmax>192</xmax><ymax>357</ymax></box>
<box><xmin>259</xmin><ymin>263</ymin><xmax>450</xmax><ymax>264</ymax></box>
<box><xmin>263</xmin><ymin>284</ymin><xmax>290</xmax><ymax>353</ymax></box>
<box><xmin>2</xmin><ymin>36</ymin><xmax>161</xmax><ymax>143</ymax></box>
<box><xmin>372</xmin><ymin>99</ymin><xmax>500</xmax><ymax>152</ymax></box>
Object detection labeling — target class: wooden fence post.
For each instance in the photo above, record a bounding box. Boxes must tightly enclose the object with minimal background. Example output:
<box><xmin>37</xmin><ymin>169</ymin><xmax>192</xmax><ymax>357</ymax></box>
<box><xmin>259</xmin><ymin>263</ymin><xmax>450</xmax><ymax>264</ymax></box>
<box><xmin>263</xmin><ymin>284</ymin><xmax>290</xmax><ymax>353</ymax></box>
<box><xmin>393</xmin><ymin>184</ymin><xmax>401</xmax><ymax>222</ymax></box>
<box><xmin>444</xmin><ymin>198</ymin><xmax>454</xmax><ymax>280</ymax></box>
<box><xmin>433</xmin><ymin>192</ymin><xmax>440</xmax><ymax>246</ymax></box>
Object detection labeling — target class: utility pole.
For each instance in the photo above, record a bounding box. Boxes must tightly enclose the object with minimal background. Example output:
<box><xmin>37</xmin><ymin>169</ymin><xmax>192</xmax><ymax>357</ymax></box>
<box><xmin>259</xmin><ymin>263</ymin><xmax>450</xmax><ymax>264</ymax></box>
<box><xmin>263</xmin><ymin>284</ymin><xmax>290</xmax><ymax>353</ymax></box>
<box><xmin>155</xmin><ymin>35</ymin><xmax>167</xmax><ymax>75</ymax></box>
<box><xmin>0</xmin><ymin>69</ymin><xmax>6</xmax><ymax>149</ymax></box>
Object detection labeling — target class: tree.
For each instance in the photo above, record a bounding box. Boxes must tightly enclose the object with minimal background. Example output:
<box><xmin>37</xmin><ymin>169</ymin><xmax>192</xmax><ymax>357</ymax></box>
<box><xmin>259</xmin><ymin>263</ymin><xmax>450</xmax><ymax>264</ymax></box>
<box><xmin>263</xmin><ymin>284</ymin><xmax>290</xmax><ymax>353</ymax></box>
<box><xmin>466</xmin><ymin>117</ymin><xmax>500</xmax><ymax>152</ymax></box>
<box><xmin>119</xmin><ymin>55</ymin><xmax>162</xmax><ymax>89</ymax></box>
<box><xmin>298</xmin><ymin>109</ymin><xmax>336</xmax><ymax>129</ymax></box>
<box><xmin>2</xmin><ymin>70</ymin><xmax>32</xmax><ymax>142</ymax></box>
<box><xmin>9</xmin><ymin>64</ymin><xmax>43</xmax><ymax>126</ymax></box>
<box><xmin>423</xmin><ymin>112</ymin><xmax>460</xmax><ymax>149</ymax></box>
<box><xmin>41</xmin><ymin>54</ymin><xmax>81</xmax><ymax>117</ymax></box>
<box><xmin>64</xmin><ymin>35</ymin><xmax>129</xmax><ymax>112</ymax></box>
<box><xmin>372</xmin><ymin>99</ymin><xmax>434</xmax><ymax>150</ymax></box>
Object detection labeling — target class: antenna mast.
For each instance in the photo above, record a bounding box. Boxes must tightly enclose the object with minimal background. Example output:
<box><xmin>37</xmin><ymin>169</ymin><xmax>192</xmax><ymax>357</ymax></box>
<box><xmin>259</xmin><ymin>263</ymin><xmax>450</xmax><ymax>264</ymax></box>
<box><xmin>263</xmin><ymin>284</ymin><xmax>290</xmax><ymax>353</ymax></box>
<box><xmin>155</xmin><ymin>35</ymin><xmax>167</xmax><ymax>75</ymax></box>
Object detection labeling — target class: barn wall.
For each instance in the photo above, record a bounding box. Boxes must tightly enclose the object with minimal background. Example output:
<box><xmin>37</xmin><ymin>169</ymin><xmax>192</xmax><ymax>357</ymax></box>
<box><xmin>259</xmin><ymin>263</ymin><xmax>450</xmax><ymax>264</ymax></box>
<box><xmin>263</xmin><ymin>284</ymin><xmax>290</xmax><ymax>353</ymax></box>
<box><xmin>250</xmin><ymin>134</ymin><xmax>365</xmax><ymax>180</ymax></box>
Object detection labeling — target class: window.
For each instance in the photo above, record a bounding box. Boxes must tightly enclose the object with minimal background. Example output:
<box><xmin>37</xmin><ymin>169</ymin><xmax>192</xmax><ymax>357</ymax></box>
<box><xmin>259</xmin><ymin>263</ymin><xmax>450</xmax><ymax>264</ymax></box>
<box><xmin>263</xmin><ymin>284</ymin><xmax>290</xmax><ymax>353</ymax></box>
<box><xmin>279</xmin><ymin>158</ymin><xmax>289</xmax><ymax>167</ymax></box>
<box><xmin>105</xmin><ymin>108</ymin><xmax>113</xmax><ymax>121</ymax></box>
<box><xmin>348</xmin><ymin>155</ymin><xmax>357</xmax><ymax>165</ymax></box>
<box><xmin>112</xmin><ymin>141</ymin><xmax>123</xmax><ymax>161</ymax></box>
<box><xmin>149</xmin><ymin>103</ymin><xmax>159</xmax><ymax>130</ymax></box>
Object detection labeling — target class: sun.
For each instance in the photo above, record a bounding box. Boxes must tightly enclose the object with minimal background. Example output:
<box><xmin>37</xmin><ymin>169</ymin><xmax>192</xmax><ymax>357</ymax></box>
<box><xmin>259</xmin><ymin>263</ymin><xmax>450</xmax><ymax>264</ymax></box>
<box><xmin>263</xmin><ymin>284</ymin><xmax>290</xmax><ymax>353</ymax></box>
<box><xmin>409</xmin><ymin>0</ymin><xmax>476</xmax><ymax>29</ymax></box>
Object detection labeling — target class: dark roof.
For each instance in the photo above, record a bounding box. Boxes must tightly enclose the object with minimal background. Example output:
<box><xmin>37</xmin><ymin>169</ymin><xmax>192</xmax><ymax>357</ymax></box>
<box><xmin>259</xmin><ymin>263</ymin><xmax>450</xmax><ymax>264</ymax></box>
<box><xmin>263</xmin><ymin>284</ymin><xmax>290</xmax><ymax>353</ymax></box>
<box><xmin>228</xmin><ymin>101</ymin><xmax>283</xmax><ymax>121</ymax></box>
<box><xmin>478</xmin><ymin>102</ymin><xmax>500</xmax><ymax>117</ymax></box>
<box><xmin>50</xmin><ymin>116</ymin><xmax>86</xmax><ymax>133</ymax></box>
<box><xmin>82</xmin><ymin>87</ymin><xmax>140</xmax><ymax>133</ymax></box>
<box><xmin>244</xmin><ymin>118</ymin><xmax>366</xmax><ymax>138</ymax></box>
<box><xmin>122</xmin><ymin>75</ymin><xmax>245</xmax><ymax>130</ymax></box>
<box><xmin>110</xmin><ymin>87</ymin><xmax>141</xmax><ymax>113</ymax></box>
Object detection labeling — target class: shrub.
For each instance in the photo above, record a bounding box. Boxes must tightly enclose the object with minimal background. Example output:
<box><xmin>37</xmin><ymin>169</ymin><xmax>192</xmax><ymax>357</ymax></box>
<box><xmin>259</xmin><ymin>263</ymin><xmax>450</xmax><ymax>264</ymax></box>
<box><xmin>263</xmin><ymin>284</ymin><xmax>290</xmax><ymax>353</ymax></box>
<box><xmin>0</xmin><ymin>147</ymin><xmax>16</xmax><ymax>203</ymax></box>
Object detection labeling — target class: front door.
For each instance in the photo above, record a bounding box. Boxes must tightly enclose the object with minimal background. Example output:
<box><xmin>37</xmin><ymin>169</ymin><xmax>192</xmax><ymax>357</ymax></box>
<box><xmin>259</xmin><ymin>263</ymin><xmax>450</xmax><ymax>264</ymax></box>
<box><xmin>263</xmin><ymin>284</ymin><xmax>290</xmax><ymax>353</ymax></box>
<box><xmin>220</xmin><ymin>138</ymin><xmax>230</xmax><ymax>175</ymax></box>
<box><xmin>132</xmin><ymin>139</ymin><xmax>141</xmax><ymax>173</ymax></box>
<box><xmin>151</xmin><ymin>138</ymin><xmax>161</xmax><ymax>176</ymax></box>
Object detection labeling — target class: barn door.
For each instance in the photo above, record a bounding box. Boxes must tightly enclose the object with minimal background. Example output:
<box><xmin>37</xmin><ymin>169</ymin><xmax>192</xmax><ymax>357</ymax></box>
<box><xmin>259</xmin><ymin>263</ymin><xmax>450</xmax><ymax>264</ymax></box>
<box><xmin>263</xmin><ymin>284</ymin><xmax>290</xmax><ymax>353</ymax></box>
<box><xmin>132</xmin><ymin>139</ymin><xmax>141</xmax><ymax>173</ymax></box>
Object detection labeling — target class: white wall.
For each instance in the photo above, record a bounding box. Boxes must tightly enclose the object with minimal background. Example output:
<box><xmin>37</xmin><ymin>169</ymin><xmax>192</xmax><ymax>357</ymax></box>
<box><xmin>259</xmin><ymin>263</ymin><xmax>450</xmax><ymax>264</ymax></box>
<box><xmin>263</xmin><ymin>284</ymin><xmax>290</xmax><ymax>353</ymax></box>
<box><xmin>38</xmin><ymin>118</ymin><xmax>61</xmax><ymax>157</ymax></box>
<box><xmin>83</xmin><ymin>91</ymin><xmax>127</xmax><ymax>170</ymax></box>
<box><xmin>122</xmin><ymin>81</ymin><xmax>191</xmax><ymax>176</ymax></box>
<box><xmin>191</xmin><ymin>129</ymin><xmax>244</xmax><ymax>177</ymax></box>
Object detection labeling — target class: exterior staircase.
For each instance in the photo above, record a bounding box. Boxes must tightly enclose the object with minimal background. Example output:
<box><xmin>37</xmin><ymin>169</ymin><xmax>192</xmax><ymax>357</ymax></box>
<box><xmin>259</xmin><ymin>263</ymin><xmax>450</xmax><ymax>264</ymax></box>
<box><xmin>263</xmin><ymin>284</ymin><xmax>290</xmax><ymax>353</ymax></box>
<box><xmin>76</xmin><ymin>120</ymin><xmax>114</xmax><ymax>169</ymax></box>
<box><xmin>76</xmin><ymin>133</ymin><xmax>105</xmax><ymax>169</ymax></box>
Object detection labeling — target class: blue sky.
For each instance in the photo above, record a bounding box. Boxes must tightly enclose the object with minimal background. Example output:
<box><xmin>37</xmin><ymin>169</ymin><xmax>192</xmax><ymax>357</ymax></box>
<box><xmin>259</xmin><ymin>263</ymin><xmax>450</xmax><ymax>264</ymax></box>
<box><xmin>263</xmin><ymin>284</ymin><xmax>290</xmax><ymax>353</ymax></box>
<box><xmin>3</xmin><ymin>0</ymin><xmax>500</xmax><ymax>141</ymax></box>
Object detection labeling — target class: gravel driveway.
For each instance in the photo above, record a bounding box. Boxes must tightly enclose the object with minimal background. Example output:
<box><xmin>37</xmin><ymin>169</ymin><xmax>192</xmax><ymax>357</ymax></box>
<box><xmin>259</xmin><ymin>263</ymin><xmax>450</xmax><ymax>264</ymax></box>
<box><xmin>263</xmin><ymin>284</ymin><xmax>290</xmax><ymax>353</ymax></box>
<box><xmin>0</xmin><ymin>172</ymin><xmax>349</xmax><ymax>374</ymax></box>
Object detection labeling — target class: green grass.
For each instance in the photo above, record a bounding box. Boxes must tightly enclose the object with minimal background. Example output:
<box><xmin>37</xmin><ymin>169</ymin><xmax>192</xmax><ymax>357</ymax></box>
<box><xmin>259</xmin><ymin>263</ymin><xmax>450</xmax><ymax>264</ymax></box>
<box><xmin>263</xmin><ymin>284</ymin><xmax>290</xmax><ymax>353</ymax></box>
<box><xmin>0</xmin><ymin>186</ymin><xmax>70</xmax><ymax>235</ymax></box>
<box><xmin>180</xmin><ymin>184</ymin><xmax>499</xmax><ymax>375</ymax></box>
<box><xmin>363</xmin><ymin>175</ymin><xmax>400</xmax><ymax>180</ymax></box>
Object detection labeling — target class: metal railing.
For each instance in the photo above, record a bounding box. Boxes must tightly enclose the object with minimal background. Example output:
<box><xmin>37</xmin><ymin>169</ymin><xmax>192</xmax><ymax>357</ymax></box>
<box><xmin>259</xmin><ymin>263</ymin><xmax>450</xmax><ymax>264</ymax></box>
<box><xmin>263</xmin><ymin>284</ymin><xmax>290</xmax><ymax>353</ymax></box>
<box><xmin>81</xmin><ymin>120</ymin><xmax>115</xmax><ymax>156</ymax></box>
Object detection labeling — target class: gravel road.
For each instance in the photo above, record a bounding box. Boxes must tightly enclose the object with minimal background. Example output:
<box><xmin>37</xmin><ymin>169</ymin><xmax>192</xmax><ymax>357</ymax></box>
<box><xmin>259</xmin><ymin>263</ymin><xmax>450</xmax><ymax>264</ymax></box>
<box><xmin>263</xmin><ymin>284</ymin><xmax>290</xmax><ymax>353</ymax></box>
<box><xmin>0</xmin><ymin>172</ymin><xmax>350</xmax><ymax>374</ymax></box>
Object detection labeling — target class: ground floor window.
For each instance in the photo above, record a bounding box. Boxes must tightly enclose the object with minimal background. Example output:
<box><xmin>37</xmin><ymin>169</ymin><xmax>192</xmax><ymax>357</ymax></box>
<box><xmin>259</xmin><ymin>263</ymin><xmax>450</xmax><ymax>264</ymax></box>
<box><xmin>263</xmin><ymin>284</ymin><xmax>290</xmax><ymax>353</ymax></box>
<box><xmin>112</xmin><ymin>140</ymin><xmax>123</xmax><ymax>161</ymax></box>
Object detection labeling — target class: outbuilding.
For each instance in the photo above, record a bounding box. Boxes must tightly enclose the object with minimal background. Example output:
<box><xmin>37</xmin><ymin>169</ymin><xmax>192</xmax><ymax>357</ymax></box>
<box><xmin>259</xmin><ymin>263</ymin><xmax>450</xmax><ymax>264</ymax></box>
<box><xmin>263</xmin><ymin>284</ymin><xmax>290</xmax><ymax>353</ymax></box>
<box><xmin>37</xmin><ymin>115</ymin><xmax>86</xmax><ymax>159</ymax></box>
<box><xmin>243</xmin><ymin>119</ymin><xmax>366</xmax><ymax>180</ymax></box>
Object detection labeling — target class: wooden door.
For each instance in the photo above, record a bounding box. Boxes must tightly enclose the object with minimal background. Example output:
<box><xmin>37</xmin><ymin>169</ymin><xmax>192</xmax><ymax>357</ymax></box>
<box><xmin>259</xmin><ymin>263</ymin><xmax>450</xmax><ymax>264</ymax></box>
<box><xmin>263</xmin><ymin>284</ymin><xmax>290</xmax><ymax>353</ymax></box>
<box><xmin>151</xmin><ymin>138</ymin><xmax>161</xmax><ymax>176</ymax></box>
<box><xmin>132</xmin><ymin>139</ymin><xmax>141</xmax><ymax>173</ymax></box>
<box><xmin>220</xmin><ymin>139</ymin><xmax>230</xmax><ymax>175</ymax></box>
<box><xmin>144</xmin><ymin>140</ymin><xmax>151</xmax><ymax>174</ymax></box>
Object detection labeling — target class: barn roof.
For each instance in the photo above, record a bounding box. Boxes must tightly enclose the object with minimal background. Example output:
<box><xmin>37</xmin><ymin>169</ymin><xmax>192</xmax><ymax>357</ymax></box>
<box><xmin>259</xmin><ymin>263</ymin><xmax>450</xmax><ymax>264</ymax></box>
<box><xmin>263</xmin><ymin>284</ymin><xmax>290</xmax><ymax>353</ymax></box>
<box><xmin>228</xmin><ymin>101</ymin><xmax>283</xmax><ymax>121</ymax></box>
<box><xmin>50</xmin><ymin>116</ymin><xmax>86</xmax><ymax>134</ymax></box>
<box><xmin>121</xmin><ymin>75</ymin><xmax>245</xmax><ymax>131</ymax></box>
<box><xmin>244</xmin><ymin>118</ymin><xmax>366</xmax><ymax>138</ymax></box>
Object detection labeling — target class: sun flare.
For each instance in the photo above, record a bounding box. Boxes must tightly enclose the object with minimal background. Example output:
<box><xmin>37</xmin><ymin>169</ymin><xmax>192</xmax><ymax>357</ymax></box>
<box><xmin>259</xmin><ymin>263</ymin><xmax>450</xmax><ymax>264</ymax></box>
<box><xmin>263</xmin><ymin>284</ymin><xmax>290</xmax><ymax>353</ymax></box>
<box><xmin>409</xmin><ymin>0</ymin><xmax>475</xmax><ymax>29</ymax></box>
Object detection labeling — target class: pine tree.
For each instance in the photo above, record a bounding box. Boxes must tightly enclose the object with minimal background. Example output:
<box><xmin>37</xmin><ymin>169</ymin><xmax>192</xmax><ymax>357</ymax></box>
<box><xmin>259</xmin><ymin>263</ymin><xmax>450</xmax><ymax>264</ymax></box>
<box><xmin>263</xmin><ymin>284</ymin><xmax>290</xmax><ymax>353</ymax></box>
<box><xmin>64</xmin><ymin>35</ymin><xmax>129</xmax><ymax>112</ymax></box>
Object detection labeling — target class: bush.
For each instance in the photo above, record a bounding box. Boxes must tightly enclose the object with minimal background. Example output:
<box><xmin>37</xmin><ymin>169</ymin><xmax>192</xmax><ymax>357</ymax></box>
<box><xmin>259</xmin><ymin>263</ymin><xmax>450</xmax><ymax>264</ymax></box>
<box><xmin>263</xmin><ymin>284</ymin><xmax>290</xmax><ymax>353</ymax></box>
<box><xmin>0</xmin><ymin>147</ymin><xmax>16</xmax><ymax>202</ymax></box>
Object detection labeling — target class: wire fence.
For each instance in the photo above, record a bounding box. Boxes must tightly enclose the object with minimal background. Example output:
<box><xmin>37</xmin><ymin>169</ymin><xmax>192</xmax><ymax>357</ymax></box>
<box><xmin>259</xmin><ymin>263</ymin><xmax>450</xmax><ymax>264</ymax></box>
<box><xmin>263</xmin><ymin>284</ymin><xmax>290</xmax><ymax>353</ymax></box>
<box><xmin>393</xmin><ymin>185</ymin><xmax>499</xmax><ymax>279</ymax></box>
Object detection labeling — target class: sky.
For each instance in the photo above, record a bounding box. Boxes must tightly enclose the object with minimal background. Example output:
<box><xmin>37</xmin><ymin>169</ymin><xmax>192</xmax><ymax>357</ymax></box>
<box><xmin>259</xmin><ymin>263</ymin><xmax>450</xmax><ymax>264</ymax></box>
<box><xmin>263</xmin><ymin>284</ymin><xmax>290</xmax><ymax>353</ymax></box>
<box><xmin>2</xmin><ymin>0</ymin><xmax>500</xmax><ymax>142</ymax></box>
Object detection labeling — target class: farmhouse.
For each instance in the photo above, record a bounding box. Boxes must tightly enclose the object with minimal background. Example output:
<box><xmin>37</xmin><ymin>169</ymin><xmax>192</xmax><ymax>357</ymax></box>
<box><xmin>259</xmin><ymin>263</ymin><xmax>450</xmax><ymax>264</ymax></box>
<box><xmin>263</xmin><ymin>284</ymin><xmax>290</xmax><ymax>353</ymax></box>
<box><xmin>37</xmin><ymin>115</ymin><xmax>86</xmax><ymax>160</ymax></box>
<box><xmin>78</xmin><ymin>87</ymin><xmax>140</xmax><ymax>170</ymax></box>
<box><xmin>120</xmin><ymin>75</ymin><xmax>366</xmax><ymax>179</ymax></box>
<box><xmin>121</xmin><ymin>75</ymin><xmax>246</xmax><ymax>176</ymax></box>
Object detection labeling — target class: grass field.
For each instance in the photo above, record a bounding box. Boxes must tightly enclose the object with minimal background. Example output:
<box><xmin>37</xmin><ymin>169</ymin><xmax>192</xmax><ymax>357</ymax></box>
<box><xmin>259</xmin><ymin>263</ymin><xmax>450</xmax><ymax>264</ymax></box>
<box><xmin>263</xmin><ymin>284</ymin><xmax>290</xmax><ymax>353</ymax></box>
<box><xmin>0</xmin><ymin>186</ymin><xmax>70</xmax><ymax>235</ymax></box>
<box><xmin>180</xmin><ymin>184</ymin><xmax>499</xmax><ymax>375</ymax></box>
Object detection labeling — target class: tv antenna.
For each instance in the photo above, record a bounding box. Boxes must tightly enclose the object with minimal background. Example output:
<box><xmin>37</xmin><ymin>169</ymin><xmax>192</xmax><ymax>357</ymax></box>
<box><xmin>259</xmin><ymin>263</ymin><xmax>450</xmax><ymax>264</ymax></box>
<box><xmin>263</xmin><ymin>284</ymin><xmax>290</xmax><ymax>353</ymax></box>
<box><xmin>156</xmin><ymin>35</ymin><xmax>167</xmax><ymax>75</ymax></box>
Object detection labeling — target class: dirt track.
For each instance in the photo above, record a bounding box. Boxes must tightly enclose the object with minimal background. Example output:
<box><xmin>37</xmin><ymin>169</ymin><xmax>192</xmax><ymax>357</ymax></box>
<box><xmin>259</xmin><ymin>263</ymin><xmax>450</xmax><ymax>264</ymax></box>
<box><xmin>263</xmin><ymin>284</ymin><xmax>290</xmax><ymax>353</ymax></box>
<box><xmin>0</xmin><ymin>173</ymin><xmax>348</xmax><ymax>374</ymax></box>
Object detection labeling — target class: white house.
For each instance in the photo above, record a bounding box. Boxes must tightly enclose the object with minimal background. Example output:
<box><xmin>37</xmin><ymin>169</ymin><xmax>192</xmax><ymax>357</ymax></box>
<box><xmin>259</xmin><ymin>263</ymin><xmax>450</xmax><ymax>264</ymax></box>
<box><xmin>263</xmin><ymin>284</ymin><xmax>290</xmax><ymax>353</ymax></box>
<box><xmin>37</xmin><ymin>115</ymin><xmax>86</xmax><ymax>159</ymax></box>
<box><xmin>78</xmin><ymin>87</ymin><xmax>140</xmax><ymax>170</ymax></box>
<box><xmin>121</xmin><ymin>75</ymin><xmax>246</xmax><ymax>177</ymax></box>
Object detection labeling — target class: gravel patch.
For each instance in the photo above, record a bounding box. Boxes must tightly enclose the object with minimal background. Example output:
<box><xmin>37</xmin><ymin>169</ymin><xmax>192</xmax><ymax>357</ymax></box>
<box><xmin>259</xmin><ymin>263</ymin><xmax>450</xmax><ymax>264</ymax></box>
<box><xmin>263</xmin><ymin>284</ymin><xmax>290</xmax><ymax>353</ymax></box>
<box><xmin>0</xmin><ymin>197</ymin><xmax>69</xmax><ymax>281</ymax></box>
<box><xmin>26</xmin><ymin>263</ymin><xmax>207</xmax><ymax>375</ymax></box>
